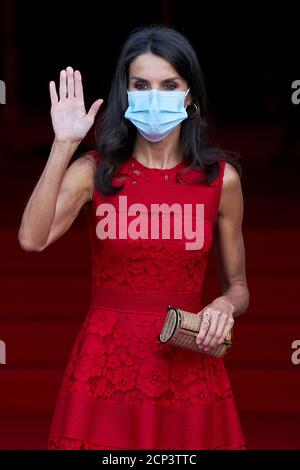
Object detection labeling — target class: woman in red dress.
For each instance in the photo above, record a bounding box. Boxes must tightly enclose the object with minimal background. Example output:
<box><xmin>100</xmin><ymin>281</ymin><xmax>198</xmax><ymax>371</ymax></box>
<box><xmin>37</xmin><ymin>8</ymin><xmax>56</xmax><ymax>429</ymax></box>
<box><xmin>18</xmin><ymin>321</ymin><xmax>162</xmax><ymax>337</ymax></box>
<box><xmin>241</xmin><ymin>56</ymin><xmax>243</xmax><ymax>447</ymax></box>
<box><xmin>18</xmin><ymin>25</ymin><xmax>249</xmax><ymax>450</ymax></box>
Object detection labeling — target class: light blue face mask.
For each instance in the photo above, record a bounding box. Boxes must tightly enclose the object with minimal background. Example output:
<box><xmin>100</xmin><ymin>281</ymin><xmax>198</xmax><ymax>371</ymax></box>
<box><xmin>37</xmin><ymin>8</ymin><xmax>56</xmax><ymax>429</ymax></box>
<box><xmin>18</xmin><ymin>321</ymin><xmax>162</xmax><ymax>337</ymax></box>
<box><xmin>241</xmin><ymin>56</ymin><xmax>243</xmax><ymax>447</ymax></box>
<box><xmin>124</xmin><ymin>88</ymin><xmax>190</xmax><ymax>142</ymax></box>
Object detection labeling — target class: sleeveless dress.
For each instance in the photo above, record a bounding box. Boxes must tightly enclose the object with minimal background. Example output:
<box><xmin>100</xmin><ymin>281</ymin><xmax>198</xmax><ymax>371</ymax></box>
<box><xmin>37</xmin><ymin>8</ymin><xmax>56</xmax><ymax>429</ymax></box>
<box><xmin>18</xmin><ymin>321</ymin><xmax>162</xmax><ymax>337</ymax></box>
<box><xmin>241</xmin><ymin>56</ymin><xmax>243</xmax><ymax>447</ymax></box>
<box><xmin>48</xmin><ymin>150</ymin><xmax>245</xmax><ymax>450</ymax></box>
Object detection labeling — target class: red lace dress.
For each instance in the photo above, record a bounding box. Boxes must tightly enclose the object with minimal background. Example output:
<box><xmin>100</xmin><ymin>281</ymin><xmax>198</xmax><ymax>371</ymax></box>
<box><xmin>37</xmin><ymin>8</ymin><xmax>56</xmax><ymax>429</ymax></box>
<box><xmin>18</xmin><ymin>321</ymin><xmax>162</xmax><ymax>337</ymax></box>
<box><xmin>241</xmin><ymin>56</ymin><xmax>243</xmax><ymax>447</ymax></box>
<box><xmin>48</xmin><ymin>151</ymin><xmax>246</xmax><ymax>450</ymax></box>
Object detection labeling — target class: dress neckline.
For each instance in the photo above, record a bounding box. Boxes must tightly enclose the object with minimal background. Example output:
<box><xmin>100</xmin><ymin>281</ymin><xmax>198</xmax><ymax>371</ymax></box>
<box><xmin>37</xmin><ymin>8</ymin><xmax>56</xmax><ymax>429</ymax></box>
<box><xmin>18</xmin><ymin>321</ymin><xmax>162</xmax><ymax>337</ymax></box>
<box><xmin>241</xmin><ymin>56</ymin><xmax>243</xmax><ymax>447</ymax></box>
<box><xmin>129</xmin><ymin>155</ymin><xmax>186</xmax><ymax>172</ymax></box>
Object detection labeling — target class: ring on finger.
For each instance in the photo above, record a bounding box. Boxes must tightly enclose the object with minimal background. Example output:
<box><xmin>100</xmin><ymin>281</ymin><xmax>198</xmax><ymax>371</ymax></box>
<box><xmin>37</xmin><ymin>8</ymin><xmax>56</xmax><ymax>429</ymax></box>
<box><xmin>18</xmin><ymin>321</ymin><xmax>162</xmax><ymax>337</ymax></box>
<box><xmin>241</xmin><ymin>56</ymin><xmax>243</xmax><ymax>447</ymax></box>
<box><xmin>202</xmin><ymin>311</ymin><xmax>211</xmax><ymax>324</ymax></box>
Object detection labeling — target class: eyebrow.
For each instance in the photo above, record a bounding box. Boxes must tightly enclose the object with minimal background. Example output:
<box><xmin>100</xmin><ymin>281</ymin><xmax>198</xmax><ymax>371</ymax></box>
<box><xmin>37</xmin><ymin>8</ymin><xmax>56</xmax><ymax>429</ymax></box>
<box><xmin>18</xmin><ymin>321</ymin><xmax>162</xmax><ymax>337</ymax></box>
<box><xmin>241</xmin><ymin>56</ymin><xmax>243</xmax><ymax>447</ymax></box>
<box><xmin>130</xmin><ymin>76</ymin><xmax>181</xmax><ymax>82</ymax></box>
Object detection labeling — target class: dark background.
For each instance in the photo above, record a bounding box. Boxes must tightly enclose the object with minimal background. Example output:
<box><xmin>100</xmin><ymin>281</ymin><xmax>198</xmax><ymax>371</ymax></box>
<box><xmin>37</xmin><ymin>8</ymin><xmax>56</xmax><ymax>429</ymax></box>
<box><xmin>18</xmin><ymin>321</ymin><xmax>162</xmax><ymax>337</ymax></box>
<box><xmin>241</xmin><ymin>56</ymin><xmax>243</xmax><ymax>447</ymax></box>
<box><xmin>0</xmin><ymin>0</ymin><xmax>300</xmax><ymax>450</ymax></box>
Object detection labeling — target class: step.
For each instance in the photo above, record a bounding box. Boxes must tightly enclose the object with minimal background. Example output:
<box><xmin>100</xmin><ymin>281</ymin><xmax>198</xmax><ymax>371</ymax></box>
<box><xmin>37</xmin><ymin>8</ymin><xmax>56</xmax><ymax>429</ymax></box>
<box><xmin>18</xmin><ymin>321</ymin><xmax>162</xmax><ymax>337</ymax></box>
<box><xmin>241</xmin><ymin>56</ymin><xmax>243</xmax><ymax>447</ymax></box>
<box><xmin>228</xmin><ymin>368</ymin><xmax>300</xmax><ymax>413</ymax></box>
<box><xmin>206</xmin><ymin>227</ymin><xmax>300</xmax><ymax>273</ymax></box>
<box><xmin>0</xmin><ymin>368</ymin><xmax>63</xmax><ymax>412</ymax></box>
<box><xmin>0</xmin><ymin>273</ymin><xmax>91</xmax><ymax>320</ymax></box>
<box><xmin>1</xmin><ymin>223</ymin><xmax>90</xmax><ymax>273</ymax></box>
<box><xmin>0</xmin><ymin>410</ymin><xmax>51</xmax><ymax>450</ymax></box>
<box><xmin>0</xmin><ymin>320</ymin><xmax>82</xmax><ymax>366</ymax></box>
<box><xmin>239</xmin><ymin>411</ymin><xmax>300</xmax><ymax>450</ymax></box>
<box><xmin>202</xmin><ymin>271</ymin><xmax>300</xmax><ymax>320</ymax></box>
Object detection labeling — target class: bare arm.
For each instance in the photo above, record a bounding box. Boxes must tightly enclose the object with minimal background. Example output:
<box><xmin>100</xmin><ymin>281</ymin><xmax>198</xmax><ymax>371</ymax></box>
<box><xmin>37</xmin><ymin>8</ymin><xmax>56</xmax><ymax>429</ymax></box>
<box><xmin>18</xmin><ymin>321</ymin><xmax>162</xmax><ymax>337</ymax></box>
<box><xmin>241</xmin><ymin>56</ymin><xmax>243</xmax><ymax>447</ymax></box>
<box><xmin>18</xmin><ymin>66</ymin><xmax>103</xmax><ymax>251</ymax></box>
<box><xmin>211</xmin><ymin>162</ymin><xmax>249</xmax><ymax>317</ymax></box>
<box><xmin>196</xmin><ymin>162</ymin><xmax>249</xmax><ymax>353</ymax></box>
<box><xmin>18</xmin><ymin>146</ymin><xmax>97</xmax><ymax>251</ymax></box>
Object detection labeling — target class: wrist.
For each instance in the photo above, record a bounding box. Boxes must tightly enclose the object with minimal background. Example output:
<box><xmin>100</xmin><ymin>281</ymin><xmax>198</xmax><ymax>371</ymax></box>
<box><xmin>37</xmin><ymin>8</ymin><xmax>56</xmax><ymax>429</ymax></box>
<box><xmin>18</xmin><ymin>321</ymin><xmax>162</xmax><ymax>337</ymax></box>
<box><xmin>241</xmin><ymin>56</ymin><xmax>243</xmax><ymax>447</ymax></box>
<box><xmin>52</xmin><ymin>138</ymin><xmax>81</xmax><ymax>155</ymax></box>
<box><xmin>212</xmin><ymin>296</ymin><xmax>235</xmax><ymax>316</ymax></box>
<box><xmin>53</xmin><ymin>137</ymin><xmax>82</xmax><ymax>148</ymax></box>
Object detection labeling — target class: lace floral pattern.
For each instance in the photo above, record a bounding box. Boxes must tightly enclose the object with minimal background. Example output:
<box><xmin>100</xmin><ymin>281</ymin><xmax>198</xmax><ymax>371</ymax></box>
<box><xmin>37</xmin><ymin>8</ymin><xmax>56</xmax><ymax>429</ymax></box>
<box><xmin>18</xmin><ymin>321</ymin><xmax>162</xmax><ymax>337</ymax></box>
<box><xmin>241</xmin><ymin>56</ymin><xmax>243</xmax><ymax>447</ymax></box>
<box><xmin>59</xmin><ymin>307</ymin><xmax>233</xmax><ymax>408</ymax></box>
<box><xmin>89</xmin><ymin>238</ymin><xmax>211</xmax><ymax>293</ymax></box>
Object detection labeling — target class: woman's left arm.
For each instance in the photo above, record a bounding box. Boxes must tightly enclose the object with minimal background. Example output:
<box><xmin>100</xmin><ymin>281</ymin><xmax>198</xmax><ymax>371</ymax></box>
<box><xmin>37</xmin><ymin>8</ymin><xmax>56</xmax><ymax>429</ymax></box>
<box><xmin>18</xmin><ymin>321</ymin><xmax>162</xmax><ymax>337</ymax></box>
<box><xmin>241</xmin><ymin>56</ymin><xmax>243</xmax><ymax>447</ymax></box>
<box><xmin>196</xmin><ymin>162</ymin><xmax>250</xmax><ymax>354</ymax></box>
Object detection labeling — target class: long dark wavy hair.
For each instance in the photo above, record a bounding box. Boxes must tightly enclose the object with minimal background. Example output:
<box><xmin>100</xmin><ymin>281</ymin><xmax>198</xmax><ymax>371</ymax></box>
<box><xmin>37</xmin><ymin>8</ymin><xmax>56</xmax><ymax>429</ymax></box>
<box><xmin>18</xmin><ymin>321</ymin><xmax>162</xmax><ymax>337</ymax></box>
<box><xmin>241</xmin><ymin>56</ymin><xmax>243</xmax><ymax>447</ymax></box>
<box><xmin>94</xmin><ymin>25</ymin><xmax>241</xmax><ymax>196</ymax></box>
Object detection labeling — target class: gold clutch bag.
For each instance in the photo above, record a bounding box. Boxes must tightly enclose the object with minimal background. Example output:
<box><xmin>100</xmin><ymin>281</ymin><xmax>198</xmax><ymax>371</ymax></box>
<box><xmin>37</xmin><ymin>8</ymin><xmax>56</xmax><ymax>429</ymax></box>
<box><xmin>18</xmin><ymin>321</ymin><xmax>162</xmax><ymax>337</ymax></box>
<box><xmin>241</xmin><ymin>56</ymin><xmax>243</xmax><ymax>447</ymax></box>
<box><xmin>158</xmin><ymin>306</ymin><xmax>232</xmax><ymax>358</ymax></box>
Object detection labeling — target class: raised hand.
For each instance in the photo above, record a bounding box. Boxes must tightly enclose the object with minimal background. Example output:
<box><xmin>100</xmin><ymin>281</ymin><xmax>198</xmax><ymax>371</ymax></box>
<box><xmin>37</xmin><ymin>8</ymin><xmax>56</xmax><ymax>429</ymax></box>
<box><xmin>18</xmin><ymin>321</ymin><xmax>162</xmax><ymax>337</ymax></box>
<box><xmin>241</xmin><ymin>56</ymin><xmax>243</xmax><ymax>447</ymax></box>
<box><xmin>49</xmin><ymin>66</ymin><xmax>103</xmax><ymax>143</ymax></box>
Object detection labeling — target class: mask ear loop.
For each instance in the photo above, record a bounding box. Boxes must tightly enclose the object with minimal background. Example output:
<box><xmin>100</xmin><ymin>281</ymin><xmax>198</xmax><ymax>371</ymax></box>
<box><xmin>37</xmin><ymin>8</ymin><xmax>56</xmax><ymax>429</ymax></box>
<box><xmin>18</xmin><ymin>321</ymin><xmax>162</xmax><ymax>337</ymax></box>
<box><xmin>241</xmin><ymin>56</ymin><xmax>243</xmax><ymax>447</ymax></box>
<box><xmin>184</xmin><ymin>87</ymin><xmax>190</xmax><ymax>110</ymax></box>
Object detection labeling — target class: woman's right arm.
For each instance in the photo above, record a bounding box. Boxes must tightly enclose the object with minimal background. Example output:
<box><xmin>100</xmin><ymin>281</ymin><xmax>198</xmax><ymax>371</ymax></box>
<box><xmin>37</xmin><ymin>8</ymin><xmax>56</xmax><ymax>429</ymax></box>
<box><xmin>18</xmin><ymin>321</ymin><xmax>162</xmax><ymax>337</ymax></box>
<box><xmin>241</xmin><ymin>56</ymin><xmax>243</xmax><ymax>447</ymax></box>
<box><xmin>18</xmin><ymin>66</ymin><xmax>103</xmax><ymax>252</ymax></box>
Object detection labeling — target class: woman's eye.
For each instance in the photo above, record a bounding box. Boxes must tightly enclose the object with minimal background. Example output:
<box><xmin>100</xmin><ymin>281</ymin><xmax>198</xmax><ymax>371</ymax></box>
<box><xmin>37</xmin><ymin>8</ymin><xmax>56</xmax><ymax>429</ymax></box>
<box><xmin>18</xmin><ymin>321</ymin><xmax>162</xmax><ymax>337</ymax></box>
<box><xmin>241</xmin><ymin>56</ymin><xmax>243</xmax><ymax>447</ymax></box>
<box><xmin>163</xmin><ymin>83</ymin><xmax>177</xmax><ymax>90</ymax></box>
<box><xmin>134</xmin><ymin>83</ymin><xmax>148</xmax><ymax>90</ymax></box>
<box><xmin>133</xmin><ymin>82</ymin><xmax>177</xmax><ymax>90</ymax></box>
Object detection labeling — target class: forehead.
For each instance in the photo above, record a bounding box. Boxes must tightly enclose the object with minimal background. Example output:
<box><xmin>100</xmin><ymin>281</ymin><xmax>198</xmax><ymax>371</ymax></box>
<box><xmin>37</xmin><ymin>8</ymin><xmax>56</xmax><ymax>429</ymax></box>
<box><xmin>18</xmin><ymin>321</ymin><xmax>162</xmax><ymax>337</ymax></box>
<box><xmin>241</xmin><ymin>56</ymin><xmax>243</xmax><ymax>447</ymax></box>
<box><xmin>128</xmin><ymin>53</ymin><xmax>178</xmax><ymax>79</ymax></box>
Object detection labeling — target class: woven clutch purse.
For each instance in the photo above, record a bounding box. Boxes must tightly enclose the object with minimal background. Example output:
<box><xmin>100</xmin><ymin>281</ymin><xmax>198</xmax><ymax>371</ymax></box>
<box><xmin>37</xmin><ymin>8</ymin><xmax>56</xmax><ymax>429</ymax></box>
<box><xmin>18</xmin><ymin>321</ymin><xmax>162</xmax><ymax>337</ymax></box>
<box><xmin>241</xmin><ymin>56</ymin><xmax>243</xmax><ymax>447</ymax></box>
<box><xmin>158</xmin><ymin>306</ymin><xmax>232</xmax><ymax>357</ymax></box>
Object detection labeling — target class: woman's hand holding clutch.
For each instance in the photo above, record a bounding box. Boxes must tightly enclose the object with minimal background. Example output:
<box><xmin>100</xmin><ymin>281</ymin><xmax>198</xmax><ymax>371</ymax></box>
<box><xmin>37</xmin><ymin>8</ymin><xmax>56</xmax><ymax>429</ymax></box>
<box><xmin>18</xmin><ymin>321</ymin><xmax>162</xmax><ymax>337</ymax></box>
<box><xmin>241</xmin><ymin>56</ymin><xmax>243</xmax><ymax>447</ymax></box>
<box><xmin>196</xmin><ymin>297</ymin><xmax>235</xmax><ymax>355</ymax></box>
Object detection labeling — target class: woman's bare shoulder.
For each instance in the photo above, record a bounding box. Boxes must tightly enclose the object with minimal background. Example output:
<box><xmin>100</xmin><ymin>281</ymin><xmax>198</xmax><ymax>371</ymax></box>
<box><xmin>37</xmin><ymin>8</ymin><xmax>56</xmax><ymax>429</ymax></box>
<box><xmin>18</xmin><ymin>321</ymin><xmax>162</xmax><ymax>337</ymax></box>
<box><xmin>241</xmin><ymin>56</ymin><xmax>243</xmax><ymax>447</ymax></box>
<box><xmin>223</xmin><ymin>161</ymin><xmax>241</xmax><ymax>191</ymax></box>
<box><xmin>79</xmin><ymin>149</ymin><xmax>102</xmax><ymax>166</ymax></box>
